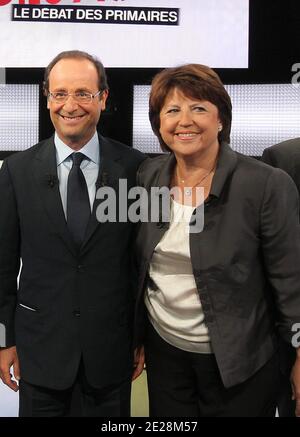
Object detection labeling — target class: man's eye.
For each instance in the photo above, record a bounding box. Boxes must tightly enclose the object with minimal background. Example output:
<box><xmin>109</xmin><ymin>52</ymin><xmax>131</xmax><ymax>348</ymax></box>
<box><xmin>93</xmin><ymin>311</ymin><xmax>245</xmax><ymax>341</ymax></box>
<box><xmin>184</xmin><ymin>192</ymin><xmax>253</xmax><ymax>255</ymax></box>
<box><xmin>76</xmin><ymin>92</ymin><xmax>89</xmax><ymax>98</ymax></box>
<box><xmin>55</xmin><ymin>93</ymin><xmax>67</xmax><ymax>98</ymax></box>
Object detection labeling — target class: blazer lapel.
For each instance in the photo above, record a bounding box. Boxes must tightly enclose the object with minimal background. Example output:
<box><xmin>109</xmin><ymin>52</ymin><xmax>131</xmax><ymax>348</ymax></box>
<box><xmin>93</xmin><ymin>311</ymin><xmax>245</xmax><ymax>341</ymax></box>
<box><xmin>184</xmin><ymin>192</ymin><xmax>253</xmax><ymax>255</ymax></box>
<box><xmin>141</xmin><ymin>153</ymin><xmax>176</xmax><ymax>265</ymax></box>
<box><xmin>140</xmin><ymin>145</ymin><xmax>238</xmax><ymax>266</ymax></box>
<box><xmin>209</xmin><ymin>143</ymin><xmax>238</xmax><ymax>199</ymax></box>
<box><xmin>80</xmin><ymin>135</ymin><xmax>124</xmax><ymax>253</ymax></box>
<box><xmin>33</xmin><ymin>137</ymin><xmax>77</xmax><ymax>256</ymax></box>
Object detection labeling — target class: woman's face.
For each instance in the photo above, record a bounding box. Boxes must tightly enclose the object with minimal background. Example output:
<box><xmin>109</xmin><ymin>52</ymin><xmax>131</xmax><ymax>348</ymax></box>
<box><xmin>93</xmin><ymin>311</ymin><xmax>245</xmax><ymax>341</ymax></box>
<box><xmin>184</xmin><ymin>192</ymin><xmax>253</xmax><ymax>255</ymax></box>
<box><xmin>159</xmin><ymin>88</ymin><xmax>221</xmax><ymax>160</ymax></box>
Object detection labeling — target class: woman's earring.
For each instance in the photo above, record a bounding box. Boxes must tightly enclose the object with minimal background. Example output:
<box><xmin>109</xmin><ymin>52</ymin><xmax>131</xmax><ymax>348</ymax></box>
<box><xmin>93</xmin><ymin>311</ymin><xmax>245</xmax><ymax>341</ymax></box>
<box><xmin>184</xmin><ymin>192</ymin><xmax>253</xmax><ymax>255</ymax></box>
<box><xmin>218</xmin><ymin>124</ymin><xmax>223</xmax><ymax>132</ymax></box>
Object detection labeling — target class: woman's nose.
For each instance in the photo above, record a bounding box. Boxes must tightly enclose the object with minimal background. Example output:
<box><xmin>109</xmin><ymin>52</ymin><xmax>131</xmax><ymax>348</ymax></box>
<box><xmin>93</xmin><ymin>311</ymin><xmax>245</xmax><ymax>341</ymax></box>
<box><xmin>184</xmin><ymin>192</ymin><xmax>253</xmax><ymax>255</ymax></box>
<box><xmin>178</xmin><ymin>110</ymin><xmax>193</xmax><ymax>126</ymax></box>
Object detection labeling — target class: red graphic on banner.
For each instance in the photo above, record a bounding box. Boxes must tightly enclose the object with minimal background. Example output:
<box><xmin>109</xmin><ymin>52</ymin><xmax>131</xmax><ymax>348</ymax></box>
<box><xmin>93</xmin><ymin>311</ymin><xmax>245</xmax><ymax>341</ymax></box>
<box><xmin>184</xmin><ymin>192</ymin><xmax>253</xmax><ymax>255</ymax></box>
<box><xmin>0</xmin><ymin>0</ymin><xmax>125</xmax><ymax>5</ymax></box>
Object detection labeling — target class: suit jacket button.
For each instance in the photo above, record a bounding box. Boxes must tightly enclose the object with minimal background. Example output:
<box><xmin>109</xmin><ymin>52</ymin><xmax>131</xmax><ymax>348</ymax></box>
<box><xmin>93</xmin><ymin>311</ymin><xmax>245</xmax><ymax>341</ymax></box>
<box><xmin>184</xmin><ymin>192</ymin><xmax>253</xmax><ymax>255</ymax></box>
<box><xmin>73</xmin><ymin>310</ymin><xmax>80</xmax><ymax>317</ymax></box>
<box><xmin>77</xmin><ymin>265</ymin><xmax>84</xmax><ymax>272</ymax></box>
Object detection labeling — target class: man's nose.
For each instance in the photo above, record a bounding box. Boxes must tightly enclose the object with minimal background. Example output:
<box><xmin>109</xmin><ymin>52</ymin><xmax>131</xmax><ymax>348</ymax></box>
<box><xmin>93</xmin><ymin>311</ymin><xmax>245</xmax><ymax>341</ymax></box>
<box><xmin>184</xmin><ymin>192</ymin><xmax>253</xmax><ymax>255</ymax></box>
<box><xmin>62</xmin><ymin>95</ymin><xmax>79</xmax><ymax>111</ymax></box>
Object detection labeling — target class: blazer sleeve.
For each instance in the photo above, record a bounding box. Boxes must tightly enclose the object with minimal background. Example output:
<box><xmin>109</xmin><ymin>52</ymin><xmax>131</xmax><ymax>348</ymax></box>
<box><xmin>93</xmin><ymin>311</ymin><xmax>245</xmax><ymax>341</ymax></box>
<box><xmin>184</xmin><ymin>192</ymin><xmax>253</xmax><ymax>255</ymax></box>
<box><xmin>0</xmin><ymin>159</ymin><xmax>20</xmax><ymax>347</ymax></box>
<box><xmin>260</xmin><ymin>167</ymin><xmax>300</xmax><ymax>343</ymax></box>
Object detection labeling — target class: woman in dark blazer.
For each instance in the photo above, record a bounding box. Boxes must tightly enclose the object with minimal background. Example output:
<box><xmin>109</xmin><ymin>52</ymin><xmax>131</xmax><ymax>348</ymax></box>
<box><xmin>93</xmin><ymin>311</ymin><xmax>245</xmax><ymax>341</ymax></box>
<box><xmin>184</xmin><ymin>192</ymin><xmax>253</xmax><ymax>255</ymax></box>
<box><xmin>133</xmin><ymin>64</ymin><xmax>300</xmax><ymax>417</ymax></box>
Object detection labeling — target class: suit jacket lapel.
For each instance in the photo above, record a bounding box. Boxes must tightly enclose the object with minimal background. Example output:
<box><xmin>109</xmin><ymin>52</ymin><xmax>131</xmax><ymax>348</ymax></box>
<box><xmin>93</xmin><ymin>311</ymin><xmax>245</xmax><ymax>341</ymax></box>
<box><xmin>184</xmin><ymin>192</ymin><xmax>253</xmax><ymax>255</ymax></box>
<box><xmin>292</xmin><ymin>148</ymin><xmax>300</xmax><ymax>195</ymax></box>
<box><xmin>81</xmin><ymin>135</ymin><xmax>124</xmax><ymax>253</ymax></box>
<box><xmin>33</xmin><ymin>137</ymin><xmax>77</xmax><ymax>256</ymax></box>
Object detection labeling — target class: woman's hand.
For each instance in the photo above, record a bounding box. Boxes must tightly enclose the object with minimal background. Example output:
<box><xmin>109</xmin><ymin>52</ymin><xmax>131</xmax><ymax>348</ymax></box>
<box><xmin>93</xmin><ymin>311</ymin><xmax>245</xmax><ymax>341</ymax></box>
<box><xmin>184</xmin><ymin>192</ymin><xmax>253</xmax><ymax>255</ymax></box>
<box><xmin>132</xmin><ymin>346</ymin><xmax>145</xmax><ymax>381</ymax></box>
<box><xmin>290</xmin><ymin>350</ymin><xmax>300</xmax><ymax>416</ymax></box>
<box><xmin>0</xmin><ymin>346</ymin><xmax>20</xmax><ymax>392</ymax></box>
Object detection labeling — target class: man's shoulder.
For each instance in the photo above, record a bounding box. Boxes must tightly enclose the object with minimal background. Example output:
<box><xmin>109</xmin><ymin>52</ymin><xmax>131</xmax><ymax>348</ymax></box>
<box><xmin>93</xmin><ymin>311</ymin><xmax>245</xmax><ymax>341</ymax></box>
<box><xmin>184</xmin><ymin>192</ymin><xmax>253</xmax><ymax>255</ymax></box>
<box><xmin>4</xmin><ymin>137</ymin><xmax>52</xmax><ymax>168</ymax></box>
<box><xmin>264</xmin><ymin>137</ymin><xmax>300</xmax><ymax>158</ymax></box>
<box><xmin>101</xmin><ymin>135</ymin><xmax>146</xmax><ymax>164</ymax></box>
<box><xmin>261</xmin><ymin>137</ymin><xmax>300</xmax><ymax>172</ymax></box>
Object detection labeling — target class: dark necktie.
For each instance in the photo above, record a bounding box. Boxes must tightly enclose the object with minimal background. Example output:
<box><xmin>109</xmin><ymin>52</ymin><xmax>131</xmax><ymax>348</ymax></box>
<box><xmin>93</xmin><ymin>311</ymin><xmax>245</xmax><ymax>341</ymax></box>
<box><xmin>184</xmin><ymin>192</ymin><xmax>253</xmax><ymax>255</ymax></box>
<box><xmin>67</xmin><ymin>152</ymin><xmax>91</xmax><ymax>248</ymax></box>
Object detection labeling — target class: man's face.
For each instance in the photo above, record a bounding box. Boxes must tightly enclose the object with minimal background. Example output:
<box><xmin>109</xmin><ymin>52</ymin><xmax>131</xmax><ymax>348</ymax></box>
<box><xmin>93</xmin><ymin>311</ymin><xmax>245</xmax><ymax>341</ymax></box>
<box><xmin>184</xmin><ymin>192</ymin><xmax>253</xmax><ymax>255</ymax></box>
<box><xmin>47</xmin><ymin>58</ymin><xmax>108</xmax><ymax>150</ymax></box>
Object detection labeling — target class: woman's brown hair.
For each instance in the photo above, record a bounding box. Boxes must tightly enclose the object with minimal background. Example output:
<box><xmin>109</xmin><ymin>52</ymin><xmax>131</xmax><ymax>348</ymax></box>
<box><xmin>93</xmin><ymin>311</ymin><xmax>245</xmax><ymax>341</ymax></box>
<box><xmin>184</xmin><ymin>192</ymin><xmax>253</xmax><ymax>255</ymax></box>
<box><xmin>149</xmin><ymin>64</ymin><xmax>232</xmax><ymax>152</ymax></box>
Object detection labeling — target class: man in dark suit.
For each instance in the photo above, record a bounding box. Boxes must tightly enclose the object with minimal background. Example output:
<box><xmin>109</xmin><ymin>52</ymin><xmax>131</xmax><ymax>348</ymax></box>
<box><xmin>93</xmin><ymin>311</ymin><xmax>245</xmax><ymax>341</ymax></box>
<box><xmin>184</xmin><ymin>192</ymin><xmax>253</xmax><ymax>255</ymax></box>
<box><xmin>261</xmin><ymin>137</ymin><xmax>300</xmax><ymax>417</ymax></box>
<box><xmin>0</xmin><ymin>50</ymin><xmax>145</xmax><ymax>416</ymax></box>
<box><xmin>262</xmin><ymin>138</ymin><xmax>300</xmax><ymax>192</ymax></box>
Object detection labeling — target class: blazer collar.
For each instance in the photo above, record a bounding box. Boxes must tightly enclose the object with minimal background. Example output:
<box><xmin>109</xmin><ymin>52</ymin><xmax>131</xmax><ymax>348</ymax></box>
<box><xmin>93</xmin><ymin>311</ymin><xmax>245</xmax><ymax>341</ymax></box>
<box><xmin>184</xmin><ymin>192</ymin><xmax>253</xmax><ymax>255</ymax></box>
<box><xmin>155</xmin><ymin>142</ymin><xmax>238</xmax><ymax>199</ymax></box>
<box><xmin>140</xmin><ymin>143</ymin><xmax>238</xmax><ymax>268</ymax></box>
<box><xmin>209</xmin><ymin>143</ymin><xmax>238</xmax><ymax>199</ymax></box>
<box><xmin>155</xmin><ymin>153</ymin><xmax>177</xmax><ymax>188</ymax></box>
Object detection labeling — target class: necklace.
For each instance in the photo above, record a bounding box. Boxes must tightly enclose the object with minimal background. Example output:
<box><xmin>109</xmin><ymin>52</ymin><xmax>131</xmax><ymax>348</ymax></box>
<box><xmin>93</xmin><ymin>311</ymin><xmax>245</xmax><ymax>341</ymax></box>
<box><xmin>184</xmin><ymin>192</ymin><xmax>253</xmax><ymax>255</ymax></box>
<box><xmin>176</xmin><ymin>165</ymin><xmax>215</xmax><ymax>196</ymax></box>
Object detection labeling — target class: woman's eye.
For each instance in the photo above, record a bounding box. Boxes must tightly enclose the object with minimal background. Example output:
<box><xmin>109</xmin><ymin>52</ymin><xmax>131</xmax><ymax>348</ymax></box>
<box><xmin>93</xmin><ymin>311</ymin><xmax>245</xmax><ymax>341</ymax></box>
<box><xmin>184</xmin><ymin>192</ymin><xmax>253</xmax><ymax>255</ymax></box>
<box><xmin>194</xmin><ymin>106</ymin><xmax>206</xmax><ymax>112</ymax></box>
<box><xmin>166</xmin><ymin>108</ymin><xmax>179</xmax><ymax>114</ymax></box>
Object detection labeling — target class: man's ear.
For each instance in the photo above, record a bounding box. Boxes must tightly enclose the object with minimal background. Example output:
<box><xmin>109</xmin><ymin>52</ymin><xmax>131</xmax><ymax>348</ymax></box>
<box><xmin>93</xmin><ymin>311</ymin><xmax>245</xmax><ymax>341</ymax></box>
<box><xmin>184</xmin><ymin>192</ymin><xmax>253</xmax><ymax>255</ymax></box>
<box><xmin>100</xmin><ymin>89</ymin><xmax>109</xmax><ymax>110</ymax></box>
<box><xmin>43</xmin><ymin>82</ymin><xmax>50</xmax><ymax>109</ymax></box>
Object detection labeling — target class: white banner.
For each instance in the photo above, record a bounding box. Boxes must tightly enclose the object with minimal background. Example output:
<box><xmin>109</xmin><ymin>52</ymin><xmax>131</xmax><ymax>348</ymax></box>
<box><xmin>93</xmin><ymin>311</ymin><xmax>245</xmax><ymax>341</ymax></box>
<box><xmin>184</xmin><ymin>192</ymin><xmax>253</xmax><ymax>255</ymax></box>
<box><xmin>0</xmin><ymin>0</ymin><xmax>249</xmax><ymax>68</ymax></box>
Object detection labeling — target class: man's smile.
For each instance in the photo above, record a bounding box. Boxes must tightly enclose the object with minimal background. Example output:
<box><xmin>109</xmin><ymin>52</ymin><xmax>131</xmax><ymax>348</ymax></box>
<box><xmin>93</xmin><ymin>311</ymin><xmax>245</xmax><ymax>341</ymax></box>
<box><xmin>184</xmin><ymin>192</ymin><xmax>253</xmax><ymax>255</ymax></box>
<box><xmin>59</xmin><ymin>114</ymin><xmax>85</xmax><ymax>121</ymax></box>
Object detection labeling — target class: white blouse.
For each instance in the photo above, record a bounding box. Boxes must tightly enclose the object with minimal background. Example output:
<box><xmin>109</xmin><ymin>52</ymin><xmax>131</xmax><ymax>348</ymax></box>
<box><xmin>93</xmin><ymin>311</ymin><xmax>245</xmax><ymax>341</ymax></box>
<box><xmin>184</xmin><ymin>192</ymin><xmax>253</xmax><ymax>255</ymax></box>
<box><xmin>145</xmin><ymin>199</ymin><xmax>212</xmax><ymax>353</ymax></box>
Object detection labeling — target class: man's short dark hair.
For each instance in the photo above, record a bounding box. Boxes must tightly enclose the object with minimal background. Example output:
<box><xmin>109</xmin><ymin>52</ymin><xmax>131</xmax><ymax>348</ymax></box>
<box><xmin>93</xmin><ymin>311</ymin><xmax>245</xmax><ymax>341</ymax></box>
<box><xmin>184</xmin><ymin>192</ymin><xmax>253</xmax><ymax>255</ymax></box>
<box><xmin>43</xmin><ymin>50</ymin><xmax>109</xmax><ymax>95</ymax></box>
